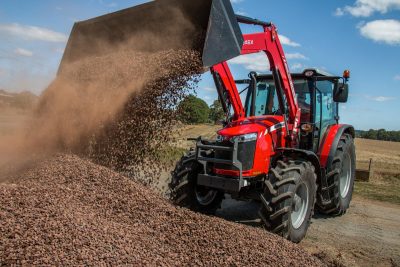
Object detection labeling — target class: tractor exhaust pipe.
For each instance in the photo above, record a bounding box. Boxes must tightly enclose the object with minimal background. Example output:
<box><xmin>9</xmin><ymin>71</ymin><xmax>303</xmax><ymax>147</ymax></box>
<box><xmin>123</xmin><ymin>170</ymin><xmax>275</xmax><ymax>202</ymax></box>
<box><xmin>59</xmin><ymin>0</ymin><xmax>244</xmax><ymax>74</ymax></box>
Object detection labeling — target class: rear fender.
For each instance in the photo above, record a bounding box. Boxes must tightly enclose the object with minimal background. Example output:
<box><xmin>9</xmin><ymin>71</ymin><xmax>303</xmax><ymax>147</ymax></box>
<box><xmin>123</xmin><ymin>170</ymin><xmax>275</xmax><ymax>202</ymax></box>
<box><xmin>318</xmin><ymin>124</ymin><xmax>355</xmax><ymax>169</ymax></box>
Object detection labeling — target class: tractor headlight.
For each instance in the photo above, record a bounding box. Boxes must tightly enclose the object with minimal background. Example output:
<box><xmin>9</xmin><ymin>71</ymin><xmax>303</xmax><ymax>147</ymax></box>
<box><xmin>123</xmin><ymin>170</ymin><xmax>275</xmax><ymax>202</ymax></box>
<box><xmin>216</xmin><ymin>135</ymin><xmax>224</xmax><ymax>142</ymax></box>
<box><xmin>231</xmin><ymin>133</ymin><xmax>258</xmax><ymax>143</ymax></box>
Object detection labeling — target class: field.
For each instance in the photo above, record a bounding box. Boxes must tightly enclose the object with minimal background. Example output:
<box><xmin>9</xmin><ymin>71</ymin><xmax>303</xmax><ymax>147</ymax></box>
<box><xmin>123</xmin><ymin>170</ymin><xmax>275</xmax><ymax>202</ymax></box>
<box><xmin>354</xmin><ymin>138</ymin><xmax>400</xmax><ymax>204</ymax></box>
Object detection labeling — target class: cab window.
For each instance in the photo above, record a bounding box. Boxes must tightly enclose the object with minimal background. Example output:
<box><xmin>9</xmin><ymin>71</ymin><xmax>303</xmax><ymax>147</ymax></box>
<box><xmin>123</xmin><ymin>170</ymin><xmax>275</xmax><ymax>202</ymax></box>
<box><xmin>293</xmin><ymin>79</ymin><xmax>311</xmax><ymax>122</ymax></box>
<box><xmin>245</xmin><ymin>81</ymin><xmax>280</xmax><ymax>117</ymax></box>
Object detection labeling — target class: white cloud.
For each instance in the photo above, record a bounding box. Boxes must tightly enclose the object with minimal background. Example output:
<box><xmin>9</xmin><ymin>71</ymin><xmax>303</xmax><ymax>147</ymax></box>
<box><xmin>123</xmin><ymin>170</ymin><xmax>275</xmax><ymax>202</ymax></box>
<box><xmin>279</xmin><ymin>35</ymin><xmax>301</xmax><ymax>47</ymax></box>
<box><xmin>0</xmin><ymin>23</ymin><xmax>67</xmax><ymax>43</ymax></box>
<box><xmin>203</xmin><ymin>87</ymin><xmax>215</xmax><ymax>92</ymax></box>
<box><xmin>229</xmin><ymin>53</ymin><xmax>270</xmax><ymax>72</ymax></box>
<box><xmin>291</xmin><ymin>63</ymin><xmax>304</xmax><ymax>71</ymax></box>
<box><xmin>14</xmin><ymin>48</ymin><xmax>33</xmax><ymax>57</ymax></box>
<box><xmin>229</xmin><ymin>52</ymin><xmax>307</xmax><ymax>72</ymax></box>
<box><xmin>335</xmin><ymin>0</ymin><xmax>400</xmax><ymax>17</ymax></box>
<box><xmin>334</xmin><ymin>8</ymin><xmax>345</xmax><ymax>16</ymax></box>
<box><xmin>394</xmin><ymin>74</ymin><xmax>400</xmax><ymax>80</ymax></box>
<box><xmin>236</xmin><ymin>10</ymin><xmax>248</xmax><ymax>16</ymax></box>
<box><xmin>231</xmin><ymin>0</ymin><xmax>244</xmax><ymax>3</ymax></box>
<box><xmin>366</xmin><ymin>95</ymin><xmax>396</xmax><ymax>101</ymax></box>
<box><xmin>286</xmin><ymin>53</ymin><xmax>308</xmax><ymax>60</ymax></box>
<box><xmin>359</xmin><ymin>19</ymin><xmax>400</xmax><ymax>45</ymax></box>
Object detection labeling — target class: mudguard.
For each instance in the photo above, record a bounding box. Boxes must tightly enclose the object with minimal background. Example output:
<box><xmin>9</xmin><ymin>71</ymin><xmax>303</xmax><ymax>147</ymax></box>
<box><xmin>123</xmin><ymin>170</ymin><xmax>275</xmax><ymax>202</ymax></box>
<box><xmin>275</xmin><ymin>147</ymin><xmax>322</xmax><ymax>186</ymax></box>
<box><xmin>318</xmin><ymin>124</ymin><xmax>355</xmax><ymax>169</ymax></box>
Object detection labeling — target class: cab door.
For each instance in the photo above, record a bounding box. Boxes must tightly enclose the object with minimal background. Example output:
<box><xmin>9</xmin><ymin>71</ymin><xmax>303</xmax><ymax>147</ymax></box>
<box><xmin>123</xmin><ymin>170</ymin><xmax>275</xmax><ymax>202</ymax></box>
<box><xmin>313</xmin><ymin>80</ymin><xmax>337</xmax><ymax>151</ymax></box>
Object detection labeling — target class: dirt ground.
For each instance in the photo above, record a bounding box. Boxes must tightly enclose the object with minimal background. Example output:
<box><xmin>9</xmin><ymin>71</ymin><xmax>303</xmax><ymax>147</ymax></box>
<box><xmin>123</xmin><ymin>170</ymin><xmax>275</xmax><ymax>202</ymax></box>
<box><xmin>215</xmin><ymin>196</ymin><xmax>400</xmax><ymax>267</ymax></box>
<box><xmin>302</xmin><ymin>196</ymin><xmax>400</xmax><ymax>267</ymax></box>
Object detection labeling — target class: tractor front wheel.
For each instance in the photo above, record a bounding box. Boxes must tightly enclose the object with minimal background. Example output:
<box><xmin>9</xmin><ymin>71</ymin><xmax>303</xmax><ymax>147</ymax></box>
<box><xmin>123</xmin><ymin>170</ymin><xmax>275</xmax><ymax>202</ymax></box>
<box><xmin>259</xmin><ymin>160</ymin><xmax>317</xmax><ymax>243</ymax></box>
<box><xmin>168</xmin><ymin>152</ymin><xmax>224</xmax><ymax>215</ymax></box>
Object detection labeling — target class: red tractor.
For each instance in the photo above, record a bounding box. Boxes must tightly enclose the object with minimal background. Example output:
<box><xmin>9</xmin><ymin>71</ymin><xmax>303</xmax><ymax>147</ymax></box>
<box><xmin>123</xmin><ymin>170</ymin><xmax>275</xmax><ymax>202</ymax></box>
<box><xmin>58</xmin><ymin>0</ymin><xmax>356</xmax><ymax>243</ymax></box>
<box><xmin>168</xmin><ymin>6</ymin><xmax>356</xmax><ymax>243</ymax></box>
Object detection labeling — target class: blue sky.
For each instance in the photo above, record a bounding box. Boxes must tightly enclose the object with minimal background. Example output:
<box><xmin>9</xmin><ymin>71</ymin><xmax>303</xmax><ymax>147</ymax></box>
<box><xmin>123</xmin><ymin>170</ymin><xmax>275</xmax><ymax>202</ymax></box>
<box><xmin>0</xmin><ymin>0</ymin><xmax>399</xmax><ymax>130</ymax></box>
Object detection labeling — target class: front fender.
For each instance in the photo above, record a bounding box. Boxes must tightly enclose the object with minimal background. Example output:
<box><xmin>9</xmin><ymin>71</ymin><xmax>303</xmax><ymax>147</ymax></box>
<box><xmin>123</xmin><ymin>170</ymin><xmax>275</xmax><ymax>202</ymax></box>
<box><xmin>275</xmin><ymin>148</ymin><xmax>322</xmax><ymax>186</ymax></box>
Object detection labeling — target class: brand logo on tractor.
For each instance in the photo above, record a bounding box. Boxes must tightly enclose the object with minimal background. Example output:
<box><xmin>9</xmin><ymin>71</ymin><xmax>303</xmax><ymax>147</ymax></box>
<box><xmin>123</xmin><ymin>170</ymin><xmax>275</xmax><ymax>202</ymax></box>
<box><xmin>244</xmin><ymin>40</ymin><xmax>254</xmax><ymax>45</ymax></box>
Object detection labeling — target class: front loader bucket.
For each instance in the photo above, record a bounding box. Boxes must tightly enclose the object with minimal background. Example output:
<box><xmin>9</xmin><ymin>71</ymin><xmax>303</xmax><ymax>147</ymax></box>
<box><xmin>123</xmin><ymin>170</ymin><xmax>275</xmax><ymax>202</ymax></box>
<box><xmin>58</xmin><ymin>0</ymin><xmax>244</xmax><ymax>74</ymax></box>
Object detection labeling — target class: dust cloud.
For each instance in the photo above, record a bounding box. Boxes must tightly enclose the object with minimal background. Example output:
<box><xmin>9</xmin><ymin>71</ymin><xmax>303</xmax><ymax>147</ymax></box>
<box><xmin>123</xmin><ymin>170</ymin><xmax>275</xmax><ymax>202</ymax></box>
<box><xmin>0</xmin><ymin>4</ymin><xmax>203</xmax><ymax>181</ymax></box>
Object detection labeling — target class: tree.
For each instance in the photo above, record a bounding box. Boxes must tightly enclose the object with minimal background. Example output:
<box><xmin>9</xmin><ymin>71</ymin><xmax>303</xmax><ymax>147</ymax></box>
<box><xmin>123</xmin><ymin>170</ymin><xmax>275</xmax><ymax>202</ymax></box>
<box><xmin>377</xmin><ymin>129</ymin><xmax>388</xmax><ymax>141</ymax></box>
<box><xmin>209</xmin><ymin>99</ymin><xmax>225</xmax><ymax>123</ymax></box>
<box><xmin>364</xmin><ymin>129</ymin><xmax>377</xmax><ymax>140</ymax></box>
<box><xmin>178</xmin><ymin>95</ymin><xmax>210</xmax><ymax>124</ymax></box>
<box><xmin>357</xmin><ymin>129</ymin><xmax>400</xmax><ymax>142</ymax></box>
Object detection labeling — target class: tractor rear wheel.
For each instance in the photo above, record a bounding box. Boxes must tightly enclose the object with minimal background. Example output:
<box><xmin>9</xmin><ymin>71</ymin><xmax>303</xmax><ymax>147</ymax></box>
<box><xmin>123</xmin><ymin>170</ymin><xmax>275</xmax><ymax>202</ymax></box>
<box><xmin>169</xmin><ymin>152</ymin><xmax>224</xmax><ymax>215</ymax></box>
<box><xmin>318</xmin><ymin>133</ymin><xmax>356</xmax><ymax>215</ymax></box>
<box><xmin>259</xmin><ymin>160</ymin><xmax>317</xmax><ymax>243</ymax></box>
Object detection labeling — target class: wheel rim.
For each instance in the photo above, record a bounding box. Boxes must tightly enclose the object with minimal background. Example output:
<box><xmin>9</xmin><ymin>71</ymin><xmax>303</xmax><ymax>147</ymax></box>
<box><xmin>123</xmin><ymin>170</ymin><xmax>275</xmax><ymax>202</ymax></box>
<box><xmin>340</xmin><ymin>152</ymin><xmax>352</xmax><ymax>198</ymax></box>
<box><xmin>291</xmin><ymin>182</ymin><xmax>309</xmax><ymax>229</ymax></box>
<box><xmin>195</xmin><ymin>186</ymin><xmax>218</xmax><ymax>206</ymax></box>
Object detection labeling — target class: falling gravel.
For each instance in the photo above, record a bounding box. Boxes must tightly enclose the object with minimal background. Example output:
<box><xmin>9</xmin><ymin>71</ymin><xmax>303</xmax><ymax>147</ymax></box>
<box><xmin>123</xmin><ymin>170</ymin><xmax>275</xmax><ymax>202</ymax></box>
<box><xmin>0</xmin><ymin>49</ymin><xmax>201</xmax><ymax>184</ymax></box>
<box><xmin>0</xmin><ymin>154</ymin><xmax>323</xmax><ymax>266</ymax></box>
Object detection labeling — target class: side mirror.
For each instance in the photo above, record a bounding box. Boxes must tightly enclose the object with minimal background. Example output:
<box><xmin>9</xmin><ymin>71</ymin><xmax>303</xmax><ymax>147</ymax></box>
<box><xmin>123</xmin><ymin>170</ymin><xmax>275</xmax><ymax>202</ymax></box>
<box><xmin>333</xmin><ymin>82</ymin><xmax>349</xmax><ymax>103</ymax></box>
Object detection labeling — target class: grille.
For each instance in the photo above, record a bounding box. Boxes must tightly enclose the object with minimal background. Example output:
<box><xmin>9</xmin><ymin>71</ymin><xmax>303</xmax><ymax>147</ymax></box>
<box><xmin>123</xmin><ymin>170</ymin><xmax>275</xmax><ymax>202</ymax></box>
<box><xmin>215</xmin><ymin>140</ymin><xmax>256</xmax><ymax>171</ymax></box>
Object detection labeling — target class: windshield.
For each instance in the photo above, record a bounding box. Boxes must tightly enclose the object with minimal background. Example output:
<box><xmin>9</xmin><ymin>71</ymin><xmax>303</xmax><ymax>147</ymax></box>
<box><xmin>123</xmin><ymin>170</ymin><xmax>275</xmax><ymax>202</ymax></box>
<box><xmin>244</xmin><ymin>80</ymin><xmax>280</xmax><ymax>117</ymax></box>
<box><xmin>242</xmin><ymin>77</ymin><xmax>337</xmax><ymax>120</ymax></box>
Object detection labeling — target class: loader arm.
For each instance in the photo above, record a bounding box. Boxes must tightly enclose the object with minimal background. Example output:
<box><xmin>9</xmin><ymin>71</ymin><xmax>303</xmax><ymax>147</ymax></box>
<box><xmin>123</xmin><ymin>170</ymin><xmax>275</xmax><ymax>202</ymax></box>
<box><xmin>210</xmin><ymin>20</ymin><xmax>301</xmax><ymax>142</ymax></box>
<box><xmin>210</xmin><ymin>63</ymin><xmax>245</xmax><ymax>120</ymax></box>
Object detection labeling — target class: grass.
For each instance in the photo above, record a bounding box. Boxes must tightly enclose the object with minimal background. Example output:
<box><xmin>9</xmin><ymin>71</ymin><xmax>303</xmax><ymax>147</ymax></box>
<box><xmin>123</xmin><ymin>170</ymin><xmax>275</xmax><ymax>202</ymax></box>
<box><xmin>354</xmin><ymin>173</ymin><xmax>400</xmax><ymax>205</ymax></box>
<box><xmin>155</xmin><ymin>145</ymin><xmax>188</xmax><ymax>165</ymax></box>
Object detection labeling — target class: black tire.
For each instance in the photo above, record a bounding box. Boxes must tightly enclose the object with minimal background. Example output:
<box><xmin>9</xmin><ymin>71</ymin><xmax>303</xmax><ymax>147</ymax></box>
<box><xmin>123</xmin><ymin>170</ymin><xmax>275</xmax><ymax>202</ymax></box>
<box><xmin>168</xmin><ymin>151</ymin><xmax>224</xmax><ymax>215</ymax></box>
<box><xmin>259</xmin><ymin>160</ymin><xmax>317</xmax><ymax>243</ymax></box>
<box><xmin>318</xmin><ymin>133</ymin><xmax>356</xmax><ymax>215</ymax></box>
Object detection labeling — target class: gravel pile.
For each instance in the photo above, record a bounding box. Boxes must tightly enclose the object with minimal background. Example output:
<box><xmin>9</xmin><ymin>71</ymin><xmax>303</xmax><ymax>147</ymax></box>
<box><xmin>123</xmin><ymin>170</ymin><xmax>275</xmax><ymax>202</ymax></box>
<box><xmin>0</xmin><ymin>154</ymin><xmax>323</xmax><ymax>266</ymax></box>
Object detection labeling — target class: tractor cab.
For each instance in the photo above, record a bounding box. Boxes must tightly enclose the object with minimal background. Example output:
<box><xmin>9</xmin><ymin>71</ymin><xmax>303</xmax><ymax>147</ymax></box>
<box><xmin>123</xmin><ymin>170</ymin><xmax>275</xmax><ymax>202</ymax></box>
<box><xmin>235</xmin><ymin>68</ymin><xmax>349</xmax><ymax>151</ymax></box>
